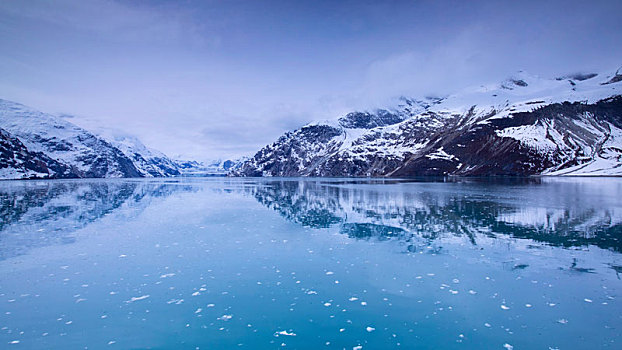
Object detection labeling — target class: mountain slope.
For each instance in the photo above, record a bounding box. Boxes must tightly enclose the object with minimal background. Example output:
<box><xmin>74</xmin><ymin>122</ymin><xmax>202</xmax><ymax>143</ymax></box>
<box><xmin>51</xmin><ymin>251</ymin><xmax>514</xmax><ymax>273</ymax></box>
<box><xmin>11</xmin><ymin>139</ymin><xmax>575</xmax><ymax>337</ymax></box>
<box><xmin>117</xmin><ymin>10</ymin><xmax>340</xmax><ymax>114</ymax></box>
<box><xmin>95</xmin><ymin>129</ymin><xmax>180</xmax><ymax>177</ymax></box>
<box><xmin>234</xmin><ymin>69</ymin><xmax>622</xmax><ymax>177</ymax></box>
<box><xmin>0</xmin><ymin>99</ymin><xmax>181</xmax><ymax>179</ymax></box>
<box><xmin>0</xmin><ymin>127</ymin><xmax>78</xmax><ymax>179</ymax></box>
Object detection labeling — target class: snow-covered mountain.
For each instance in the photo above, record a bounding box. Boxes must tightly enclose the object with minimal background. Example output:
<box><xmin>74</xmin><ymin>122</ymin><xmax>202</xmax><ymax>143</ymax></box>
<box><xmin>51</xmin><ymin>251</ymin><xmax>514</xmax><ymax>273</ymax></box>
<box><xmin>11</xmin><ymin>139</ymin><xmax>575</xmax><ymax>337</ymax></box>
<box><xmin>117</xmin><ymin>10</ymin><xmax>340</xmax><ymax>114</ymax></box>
<box><xmin>234</xmin><ymin>68</ymin><xmax>622</xmax><ymax>177</ymax></box>
<box><xmin>175</xmin><ymin>157</ymin><xmax>248</xmax><ymax>176</ymax></box>
<box><xmin>94</xmin><ymin>128</ymin><xmax>180</xmax><ymax>177</ymax></box>
<box><xmin>0</xmin><ymin>99</ymin><xmax>180</xmax><ymax>179</ymax></box>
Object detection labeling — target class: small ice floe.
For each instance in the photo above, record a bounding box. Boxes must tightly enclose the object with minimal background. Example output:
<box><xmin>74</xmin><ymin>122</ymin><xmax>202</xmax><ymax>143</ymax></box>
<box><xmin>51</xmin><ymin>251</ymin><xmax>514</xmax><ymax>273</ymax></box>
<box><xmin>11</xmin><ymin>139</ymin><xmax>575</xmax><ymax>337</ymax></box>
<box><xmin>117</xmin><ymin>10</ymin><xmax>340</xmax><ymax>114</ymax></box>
<box><xmin>349</xmin><ymin>297</ymin><xmax>358</xmax><ymax>301</ymax></box>
<box><xmin>101</xmin><ymin>315</ymin><xmax>108</xmax><ymax>319</ymax></box>
<box><xmin>449</xmin><ymin>290</ymin><xmax>459</xmax><ymax>295</ymax></box>
<box><xmin>118</xmin><ymin>255</ymin><xmax>127</xmax><ymax>258</ymax></box>
<box><xmin>218</xmin><ymin>314</ymin><xmax>233</xmax><ymax>321</ymax></box>
<box><xmin>548</xmin><ymin>303</ymin><xmax>556</xmax><ymax>307</ymax></box>
<box><xmin>192</xmin><ymin>292</ymin><xmax>200</xmax><ymax>296</ymax></box>
<box><xmin>305</xmin><ymin>290</ymin><xmax>317</xmax><ymax>295</ymax></box>
<box><xmin>366</xmin><ymin>326</ymin><xmax>375</xmax><ymax>332</ymax></box>
<box><xmin>75</xmin><ymin>298</ymin><xmax>87</xmax><ymax>303</ymax></box>
<box><xmin>160</xmin><ymin>273</ymin><xmax>175</xmax><ymax>278</ymax></box>
<box><xmin>166</xmin><ymin>299</ymin><xmax>184</xmax><ymax>305</ymax></box>
<box><xmin>8</xmin><ymin>340</ymin><xmax>20</xmax><ymax>344</ymax></box>
<box><xmin>484</xmin><ymin>323</ymin><xmax>491</xmax><ymax>328</ymax></box>
<box><xmin>326</xmin><ymin>272</ymin><xmax>334</xmax><ymax>275</ymax></box>
<box><xmin>525</xmin><ymin>304</ymin><xmax>532</xmax><ymax>308</ymax></box>
<box><xmin>274</xmin><ymin>330</ymin><xmax>296</xmax><ymax>337</ymax></box>
<box><xmin>107</xmin><ymin>340</ymin><xmax>116</xmax><ymax>345</ymax></box>
<box><xmin>500</xmin><ymin>305</ymin><xmax>510</xmax><ymax>310</ymax></box>
<box><xmin>452</xmin><ymin>279</ymin><xmax>460</xmax><ymax>283</ymax></box>
<box><xmin>557</xmin><ymin>319</ymin><xmax>568</xmax><ymax>324</ymax></box>
<box><xmin>195</xmin><ymin>308</ymin><xmax>203</xmax><ymax>314</ymax></box>
<box><xmin>503</xmin><ymin>344</ymin><xmax>513</xmax><ymax>350</ymax></box>
<box><xmin>353</xmin><ymin>346</ymin><xmax>362</xmax><ymax>350</ymax></box>
<box><xmin>361</xmin><ymin>302</ymin><xmax>367</xmax><ymax>306</ymax></box>
<box><xmin>584</xmin><ymin>298</ymin><xmax>593</xmax><ymax>303</ymax></box>
<box><xmin>340</xmin><ymin>328</ymin><xmax>346</xmax><ymax>332</ymax></box>
<box><xmin>125</xmin><ymin>295</ymin><xmax>150</xmax><ymax>303</ymax></box>
<box><xmin>468</xmin><ymin>290</ymin><xmax>477</xmax><ymax>295</ymax></box>
<box><xmin>207</xmin><ymin>303</ymin><xmax>215</xmax><ymax>308</ymax></box>
<box><xmin>324</xmin><ymin>302</ymin><xmax>332</xmax><ymax>307</ymax></box>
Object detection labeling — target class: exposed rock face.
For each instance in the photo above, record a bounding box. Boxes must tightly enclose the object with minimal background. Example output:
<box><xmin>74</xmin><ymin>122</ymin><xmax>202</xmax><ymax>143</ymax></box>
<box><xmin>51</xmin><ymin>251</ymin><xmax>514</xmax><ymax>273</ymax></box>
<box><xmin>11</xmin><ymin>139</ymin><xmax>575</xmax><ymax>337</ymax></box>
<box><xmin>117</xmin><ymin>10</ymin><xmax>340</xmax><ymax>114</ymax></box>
<box><xmin>234</xmin><ymin>69</ymin><xmax>622</xmax><ymax>177</ymax></box>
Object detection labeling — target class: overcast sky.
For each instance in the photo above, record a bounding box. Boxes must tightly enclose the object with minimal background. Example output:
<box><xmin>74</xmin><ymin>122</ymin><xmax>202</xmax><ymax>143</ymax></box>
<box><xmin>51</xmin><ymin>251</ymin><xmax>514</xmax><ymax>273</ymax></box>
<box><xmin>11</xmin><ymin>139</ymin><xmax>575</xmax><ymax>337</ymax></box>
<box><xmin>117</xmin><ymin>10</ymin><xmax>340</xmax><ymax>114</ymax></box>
<box><xmin>1</xmin><ymin>0</ymin><xmax>621</xmax><ymax>161</ymax></box>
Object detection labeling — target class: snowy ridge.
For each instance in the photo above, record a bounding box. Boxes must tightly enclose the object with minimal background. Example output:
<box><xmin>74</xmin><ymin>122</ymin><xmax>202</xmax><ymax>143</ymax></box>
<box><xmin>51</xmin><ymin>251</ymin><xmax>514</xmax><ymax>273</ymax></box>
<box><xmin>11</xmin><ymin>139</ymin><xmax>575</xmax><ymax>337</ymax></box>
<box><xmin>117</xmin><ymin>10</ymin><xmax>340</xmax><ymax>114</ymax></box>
<box><xmin>0</xmin><ymin>99</ymin><xmax>182</xmax><ymax>179</ymax></box>
<box><xmin>234</xmin><ymin>67</ymin><xmax>622</xmax><ymax>177</ymax></box>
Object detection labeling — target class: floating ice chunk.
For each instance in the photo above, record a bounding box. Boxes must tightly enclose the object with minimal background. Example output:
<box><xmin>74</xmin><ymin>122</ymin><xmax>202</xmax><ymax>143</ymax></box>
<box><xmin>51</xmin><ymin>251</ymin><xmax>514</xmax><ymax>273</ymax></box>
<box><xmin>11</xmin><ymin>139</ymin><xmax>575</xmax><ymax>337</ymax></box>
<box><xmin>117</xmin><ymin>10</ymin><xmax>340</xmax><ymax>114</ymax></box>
<box><xmin>118</xmin><ymin>255</ymin><xmax>127</xmax><ymax>258</ymax></box>
<box><xmin>126</xmin><ymin>295</ymin><xmax>150</xmax><ymax>303</ymax></box>
<box><xmin>584</xmin><ymin>298</ymin><xmax>593</xmax><ymax>303</ymax></box>
<box><xmin>366</xmin><ymin>326</ymin><xmax>375</xmax><ymax>332</ymax></box>
<box><xmin>192</xmin><ymin>292</ymin><xmax>200</xmax><ymax>296</ymax></box>
<box><xmin>525</xmin><ymin>304</ymin><xmax>532</xmax><ymax>308</ymax></box>
<box><xmin>9</xmin><ymin>340</ymin><xmax>20</xmax><ymax>344</ymax></box>
<box><xmin>484</xmin><ymin>323</ymin><xmax>491</xmax><ymax>328</ymax></box>
<box><xmin>500</xmin><ymin>305</ymin><xmax>510</xmax><ymax>310</ymax></box>
<box><xmin>218</xmin><ymin>314</ymin><xmax>233</xmax><ymax>321</ymax></box>
<box><xmin>195</xmin><ymin>308</ymin><xmax>202</xmax><ymax>314</ymax></box>
<box><xmin>160</xmin><ymin>273</ymin><xmax>175</xmax><ymax>278</ymax></box>
<box><xmin>353</xmin><ymin>346</ymin><xmax>362</xmax><ymax>350</ymax></box>
<box><xmin>361</xmin><ymin>302</ymin><xmax>367</xmax><ymax>306</ymax></box>
<box><xmin>349</xmin><ymin>297</ymin><xmax>358</xmax><ymax>301</ymax></box>
<box><xmin>503</xmin><ymin>344</ymin><xmax>513</xmax><ymax>350</ymax></box>
<box><xmin>468</xmin><ymin>290</ymin><xmax>477</xmax><ymax>295</ymax></box>
<box><xmin>324</xmin><ymin>302</ymin><xmax>332</xmax><ymax>307</ymax></box>
<box><xmin>275</xmin><ymin>330</ymin><xmax>296</xmax><ymax>337</ymax></box>
<box><xmin>306</xmin><ymin>290</ymin><xmax>317</xmax><ymax>295</ymax></box>
<box><xmin>326</xmin><ymin>272</ymin><xmax>334</xmax><ymax>275</ymax></box>
<box><xmin>207</xmin><ymin>304</ymin><xmax>215</xmax><ymax>307</ymax></box>
<box><xmin>557</xmin><ymin>319</ymin><xmax>568</xmax><ymax>324</ymax></box>
<box><xmin>108</xmin><ymin>340</ymin><xmax>116</xmax><ymax>345</ymax></box>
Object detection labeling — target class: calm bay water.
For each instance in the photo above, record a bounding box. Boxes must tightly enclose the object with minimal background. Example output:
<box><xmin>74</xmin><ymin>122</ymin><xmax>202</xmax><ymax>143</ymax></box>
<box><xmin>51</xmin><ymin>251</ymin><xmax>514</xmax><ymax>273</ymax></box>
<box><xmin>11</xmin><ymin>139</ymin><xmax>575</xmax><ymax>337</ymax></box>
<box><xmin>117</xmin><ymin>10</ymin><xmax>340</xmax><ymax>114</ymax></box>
<box><xmin>0</xmin><ymin>177</ymin><xmax>621</xmax><ymax>349</ymax></box>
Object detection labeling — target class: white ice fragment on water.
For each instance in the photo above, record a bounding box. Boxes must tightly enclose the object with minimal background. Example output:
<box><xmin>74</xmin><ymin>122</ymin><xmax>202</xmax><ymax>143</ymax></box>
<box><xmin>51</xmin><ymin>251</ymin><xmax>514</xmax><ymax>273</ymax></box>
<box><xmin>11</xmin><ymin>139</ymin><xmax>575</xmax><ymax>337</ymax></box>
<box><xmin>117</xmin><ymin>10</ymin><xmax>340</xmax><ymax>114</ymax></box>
<box><xmin>192</xmin><ymin>292</ymin><xmax>200</xmax><ymax>296</ymax></box>
<box><xmin>449</xmin><ymin>290</ymin><xmax>458</xmax><ymax>294</ymax></box>
<box><xmin>324</xmin><ymin>302</ymin><xmax>331</xmax><ymax>307</ymax></box>
<box><xmin>484</xmin><ymin>323</ymin><xmax>491</xmax><ymax>328</ymax></box>
<box><xmin>361</xmin><ymin>302</ymin><xmax>367</xmax><ymax>306</ymax></box>
<box><xmin>306</xmin><ymin>290</ymin><xmax>317</xmax><ymax>295</ymax></box>
<box><xmin>349</xmin><ymin>297</ymin><xmax>358</xmax><ymax>301</ymax></box>
<box><xmin>218</xmin><ymin>314</ymin><xmax>232</xmax><ymax>321</ymax></box>
<box><xmin>160</xmin><ymin>273</ymin><xmax>175</xmax><ymax>278</ymax></box>
<box><xmin>500</xmin><ymin>305</ymin><xmax>510</xmax><ymax>310</ymax></box>
<box><xmin>101</xmin><ymin>315</ymin><xmax>108</xmax><ymax>319</ymax></box>
<box><xmin>584</xmin><ymin>298</ymin><xmax>593</xmax><ymax>303</ymax></box>
<box><xmin>274</xmin><ymin>330</ymin><xmax>296</xmax><ymax>337</ymax></box>
<box><xmin>9</xmin><ymin>340</ymin><xmax>20</xmax><ymax>344</ymax></box>
<box><xmin>353</xmin><ymin>346</ymin><xmax>362</xmax><ymax>350</ymax></box>
<box><xmin>107</xmin><ymin>340</ymin><xmax>116</xmax><ymax>345</ymax></box>
<box><xmin>557</xmin><ymin>319</ymin><xmax>568</xmax><ymax>324</ymax></box>
<box><xmin>126</xmin><ymin>295</ymin><xmax>150</xmax><ymax>303</ymax></box>
<box><xmin>503</xmin><ymin>344</ymin><xmax>514</xmax><ymax>350</ymax></box>
<box><xmin>326</xmin><ymin>271</ymin><xmax>334</xmax><ymax>275</ymax></box>
<box><xmin>366</xmin><ymin>326</ymin><xmax>375</xmax><ymax>332</ymax></box>
<box><xmin>207</xmin><ymin>304</ymin><xmax>215</xmax><ymax>307</ymax></box>
<box><xmin>118</xmin><ymin>255</ymin><xmax>127</xmax><ymax>258</ymax></box>
<box><xmin>195</xmin><ymin>308</ymin><xmax>202</xmax><ymax>314</ymax></box>
<box><xmin>340</xmin><ymin>328</ymin><xmax>345</xmax><ymax>332</ymax></box>
<box><xmin>525</xmin><ymin>304</ymin><xmax>532</xmax><ymax>308</ymax></box>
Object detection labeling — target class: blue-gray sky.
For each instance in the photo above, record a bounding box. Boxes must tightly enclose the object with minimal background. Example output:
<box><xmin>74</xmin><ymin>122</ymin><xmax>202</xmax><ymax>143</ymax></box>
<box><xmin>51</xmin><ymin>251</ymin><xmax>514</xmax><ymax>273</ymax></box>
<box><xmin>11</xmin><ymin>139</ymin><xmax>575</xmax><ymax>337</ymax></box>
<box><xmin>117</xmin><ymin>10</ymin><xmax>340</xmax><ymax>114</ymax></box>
<box><xmin>1</xmin><ymin>0</ymin><xmax>621</xmax><ymax>160</ymax></box>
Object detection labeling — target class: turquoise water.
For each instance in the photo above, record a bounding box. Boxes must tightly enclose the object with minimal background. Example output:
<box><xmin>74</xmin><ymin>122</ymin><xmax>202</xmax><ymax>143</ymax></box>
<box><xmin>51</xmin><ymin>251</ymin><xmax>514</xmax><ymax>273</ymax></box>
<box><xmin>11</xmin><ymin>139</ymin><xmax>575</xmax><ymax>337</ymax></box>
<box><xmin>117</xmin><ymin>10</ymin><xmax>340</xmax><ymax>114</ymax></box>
<box><xmin>0</xmin><ymin>178</ymin><xmax>621</xmax><ymax>349</ymax></box>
